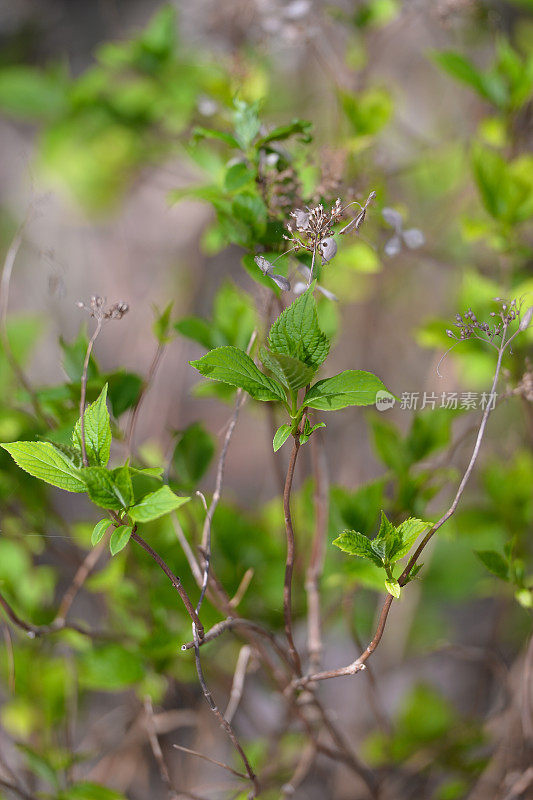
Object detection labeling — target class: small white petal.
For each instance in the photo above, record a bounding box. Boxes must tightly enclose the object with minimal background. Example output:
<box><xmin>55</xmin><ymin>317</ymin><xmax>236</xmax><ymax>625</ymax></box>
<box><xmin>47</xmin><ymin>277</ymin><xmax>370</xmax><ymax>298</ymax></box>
<box><xmin>403</xmin><ymin>228</ymin><xmax>425</xmax><ymax>249</ymax></box>
<box><xmin>317</xmin><ymin>284</ymin><xmax>338</xmax><ymax>302</ymax></box>
<box><xmin>254</xmin><ymin>255</ymin><xmax>274</xmax><ymax>275</ymax></box>
<box><xmin>271</xmin><ymin>273</ymin><xmax>291</xmax><ymax>292</ymax></box>
<box><xmin>382</xmin><ymin>207</ymin><xmax>403</xmax><ymax>231</ymax></box>
<box><xmin>293</xmin><ymin>281</ymin><xmax>307</xmax><ymax>295</ymax></box>
<box><xmin>319</xmin><ymin>236</ymin><xmax>337</xmax><ymax>263</ymax></box>
<box><xmin>384</xmin><ymin>235</ymin><xmax>402</xmax><ymax>257</ymax></box>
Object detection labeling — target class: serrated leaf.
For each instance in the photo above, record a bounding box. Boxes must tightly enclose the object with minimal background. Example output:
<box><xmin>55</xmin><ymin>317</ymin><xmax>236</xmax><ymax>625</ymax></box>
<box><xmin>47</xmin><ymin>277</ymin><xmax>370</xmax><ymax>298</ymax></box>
<box><xmin>273</xmin><ymin>424</ymin><xmax>292</xmax><ymax>452</ymax></box>
<box><xmin>73</xmin><ymin>384</ymin><xmax>112</xmax><ymax>466</ymax></box>
<box><xmin>385</xmin><ymin>578</ymin><xmax>401</xmax><ymax>599</ymax></box>
<box><xmin>109</xmin><ymin>525</ymin><xmax>133</xmax><ymax>556</ymax></box>
<box><xmin>1</xmin><ymin>441</ymin><xmax>86</xmax><ymax>492</ymax></box>
<box><xmin>373</xmin><ymin>511</ymin><xmax>399</xmax><ymax>561</ymax></box>
<box><xmin>91</xmin><ymin>519</ymin><xmax>111</xmax><ymax>546</ymax></box>
<box><xmin>268</xmin><ymin>288</ymin><xmax>329</xmax><ymax>369</ymax></box>
<box><xmin>333</xmin><ymin>530</ymin><xmax>383</xmax><ymax>568</ymax></box>
<box><xmin>392</xmin><ymin>518</ymin><xmax>430</xmax><ymax>561</ymax></box>
<box><xmin>190</xmin><ymin>346</ymin><xmax>286</xmax><ymax>403</ymax></box>
<box><xmin>260</xmin><ymin>347</ymin><xmax>315</xmax><ymax>391</ymax></box>
<box><xmin>82</xmin><ymin>466</ymin><xmax>133</xmax><ymax>511</ymax></box>
<box><xmin>129</xmin><ymin>485</ymin><xmax>190</xmax><ymax>522</ymax></box>
<box><xmin>304</xmin><ymin>370</ymin><xmax>390</xmax><ymax>411</ymax></box>
<box><xmin>475</xmin><ymin>550</ymin><xmax>509</xmax><ymax>581</ymax></box>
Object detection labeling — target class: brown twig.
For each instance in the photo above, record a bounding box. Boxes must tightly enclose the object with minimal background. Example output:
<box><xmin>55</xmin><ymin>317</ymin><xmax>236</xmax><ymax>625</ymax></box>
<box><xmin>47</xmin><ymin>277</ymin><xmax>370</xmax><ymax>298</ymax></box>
<box><xmin>0</xmin><ymin>589</ymin><xmax>107</xmax><ymax>639</ymax></box>
<box><xmin>56</xmin><ymin>539</ymin><xmax>107</xmax><ymax>623</ymax></box>
<box><xmin>296</xmin><ymin>321</ymin><xmax>512</xmax><ymax>688</ymax></box>
<box><xmin>130</xmin><ymin>529</ymin><xmax>203</xmax><ymax>638</ymax></box>
<box><xmin>280</xmin><ymin>743</ymin><xmax>316</xmax><ymax>797</ymax></box>
<box><xmin>306</xmin><ymin>433</ymin><xmax>329</xmax><ymax>672</ymax></box>
<box><xmin>144</xmin><ymin>696</ymin><xmax>179</xmax><ymax>800</ymax></box>
<box><xmin>225</xmin><ymin>645</ymin><xmax>251</xmax><ymax>724</ymax></box>
<box><xmin>2</xmin><ymin>622</ymin><xmax>15</xmax><ymax>693</ymax></box>
<box><xmin>283</xmin><ymin>436</ymin><xmax>303</xmax><ymax>676</ymax></box>
<box><xmin>181</xmin><ymin>617</ymin><xmax>292</xmax><ymax>670</ymax></box>
<box><xmin>125</xmin><ymin>341</ymin><xmax>166</xmax><ymax>454</ymax></box>
<box><xmin>173</xmin><ymin>744</ymin><xmax>248</xmax><ymax>781</ymax></box>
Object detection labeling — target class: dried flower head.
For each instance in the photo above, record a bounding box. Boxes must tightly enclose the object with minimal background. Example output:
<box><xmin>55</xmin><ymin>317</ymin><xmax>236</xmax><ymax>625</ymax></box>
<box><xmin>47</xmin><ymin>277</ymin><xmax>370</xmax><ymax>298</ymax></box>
<box><xmin>284</xmin><ymin>190</ymin><xmax>376</xmax><ymax>271</ymax></box>
<box><xmin>76</xmin><ymin>296</ymin><xmax>129</xmax><ymax>322</ymax></box>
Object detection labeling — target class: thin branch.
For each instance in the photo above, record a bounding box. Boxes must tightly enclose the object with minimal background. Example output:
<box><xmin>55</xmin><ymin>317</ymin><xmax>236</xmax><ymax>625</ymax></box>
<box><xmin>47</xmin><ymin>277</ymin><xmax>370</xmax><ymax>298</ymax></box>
<box><xmin>225</xmin><ymin>645</ymin><xmax>252</xmax><ymax>724</ymax></box>
<box><xmin>296</xmin><ymin>322</ymin><xmax>510</xmax><ymax>688</ymax></box>
<box><xmin>0</xmin><ymin>216</ymin><xmax>52</xmax><ymax>426</ymax></box>
<box><xmin>56</xmin><ymin>539</ymin><xmax>107</xmax><ymax>623</ymax></box>
<box><xmin>172</xmin><ymin>744</ymin><xmax>248</xmax><ymax>781</ymax></box>
<box><xmin>280</xmin><ymin>743</ymin><xmax>316</xmax><ymax>797</ymax></box>
<box><xmin>229</xmin><ymin>568</ymin><xmax>254</xmax><ymax>609</ymax></box>
<box><xmin>144</xmin><ymin>696</ymin><xmax>179</xmax><ymax>800</ymax></box>
<box><xmin>196</xmin><ymin>330</ymin><xmax>256</xmax><ymax>617</ymax></box>
<box><xmin>0</xmin><ymin>589</ymin><xmax>107</xmax><ymax>639</ymax></box>
<box><xmin>130</xmin><ymin>529</ymin><xmax>203</xmax><ymax>638</ymax></box>
<box><xmin>2</xmin><ymin>622</ymin><xmax>15</xmax><ymax>693</ymax></box>
<box><xmin>305</xmin><ymin>433</ymin><xmax>328</xmax><ymax>672</ymax></box>
<box><xmin>283</xmin><ymin>436</ymin><xmax>303</xmax><ymax>676</ymax></box>
<box><xmin>181</xmin><ymin>617</ymin><xmax>292</xmax><ymax>670</ymax></box>
<box><xmin>125</xmin><ymin>341</ymin><xmax>166</xmax><ymax>454</ymax></box>
<box><xmin>79</xmin><ymin>317</ymin><xmax>103</xmax><ymax>466</ymax></box>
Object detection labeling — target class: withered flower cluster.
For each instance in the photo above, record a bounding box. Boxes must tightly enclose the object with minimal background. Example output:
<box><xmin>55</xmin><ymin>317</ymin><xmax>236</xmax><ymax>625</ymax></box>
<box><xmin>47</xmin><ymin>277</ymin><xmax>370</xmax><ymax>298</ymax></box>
<box><xmin>76</xmin><ymin>295</ymin><xmax>129</xmax><ymax>322</ymax></box>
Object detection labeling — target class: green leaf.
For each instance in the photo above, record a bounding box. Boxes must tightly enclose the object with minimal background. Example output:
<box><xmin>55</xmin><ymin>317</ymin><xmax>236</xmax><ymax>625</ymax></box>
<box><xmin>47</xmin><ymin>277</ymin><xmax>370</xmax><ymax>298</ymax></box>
<box><xmin>393</xmin><ymin>518</ymin><xmax>430</xmax><ymax>560</ymax></box>
<box><xmin>0</xmin><ymin>65</ymin><xmax>68</xmax><ymax>120</ymax></box>
<box><xmin>1</xmin><ymin>441</ymin><xmax>86</xmax><ymax>492</ymax></box>
<box><xmin>152</xmin><ymin>302</ymin><xmax>174</xmax><ymax>344</ymax></box>
<box><xmin>475</xmin><ymin>550</ymin><xmax>509</xmax><ymax>581</ymax></box>
<box><xmin>373</xmin><ymin>511</ymin><xmax>398</xmax><ymax>561</ymax></box>
<box><xmin>385</xmin><ymin>578</ymin><xmax>401</xmax><ymax>599</ymax></box>
<box><xmin>273</xmin><ymin>424</ymin><xmax>292</xmax><ymax>452</ymax></box>
<box><xmin>224</xmin><ymin>162</ymin><xmax>255</xmax><ymax>192</ymax></box>
<box><xmin>91</xmin><ymin>519</ymin><xmax>111</xmax><ymax>546</ymax></box>
<box><xmin>60</xmin><ymin>782</ymin><xmax>126</xmax><ymax>800</ymax></box>
<box><xmin>175</xmin><ymin>316</ymin><xmax>213</xmax><ymax>349</ymax></box>
<box><xmin>255</xmin><ymin>119</ymin><xmax>312</xmax><ymax>147</ymax></box>
<box><xmin>172</xmin><ymin>422</ymin><xmax>215</xmax><ymax>490</ymax></box>
<box><xmin>299</xmin><ymin>421</ymin><xmax>325</xmax><ymax>445</ymax></box>
<box><xmin>60</xmin><ymin>329</ymin><xmax>98</xmax><ymax>383</ymax></box>
<box><xmin>191</xmin><ymin>126</ymin><xmax>240</xmax><ymax>149</ymax></box>
<box><xmin>304</xmin><ymin>370</ymin><xmax>390</xmax><ymax>410</ymax></box>
<box><xmin>268</xmin><ymin>287</ymin><xmax>329</xmax><ymax>369</ymax></box>
<box><xmin>190</xmin><ymin>346</ymin><xmax>286</xmax><ymax>403</ymax></box>
<box><xmin>260</xmin><ymin>347</ymin><xmax>316</xmax><ymax>391</ymax></box>
<box><xmin>73</xmin><ymin>384</ymin><xmax>112</xmax><ymax>467</ymax></box>
<box><xmin>234</xmin><ymin>99</ymin><xmax>260</xmax><ymax>148</ymax></box>
<box><xmin>333</xmin><ymin>530</ymin><xmax>383</xmax><ymax>568</ymax></box>
<box><xmin>82</xmin><ymin>466</ymin><xmax>133</xmax><ymax>511</ymax></box>
<box><xmin>431</xmin><ymin>51</ymin><xmax>505</xmax><ymax>106</ymax></box>
<box><xmin>339</xmin><ymin>87</ymin><xmax>392</xmax><ymax>136</ymax></box>
<box><xmin>129</xmin><ymin>485</ymin><xmax>190</xmax><ymax>522</ymax></box>
<box><xmin>109</xmin><ymin>525</ymin><xmax>133</xmax><ymax>556</ymax></box>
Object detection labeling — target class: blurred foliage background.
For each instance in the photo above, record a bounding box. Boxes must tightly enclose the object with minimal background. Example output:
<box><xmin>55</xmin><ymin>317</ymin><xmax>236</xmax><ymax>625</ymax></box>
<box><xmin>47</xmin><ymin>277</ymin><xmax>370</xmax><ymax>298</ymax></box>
<box><xmin>0</xmin><ymin>1</ymin><xmax>532</xmax><ymax>798</ymax></box>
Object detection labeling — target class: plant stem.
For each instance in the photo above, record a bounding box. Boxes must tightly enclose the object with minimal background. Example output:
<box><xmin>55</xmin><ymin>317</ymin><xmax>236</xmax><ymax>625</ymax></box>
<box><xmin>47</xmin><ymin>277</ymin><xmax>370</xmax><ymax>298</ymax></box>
<box><xmin>79</xmin><ymin>317</ymin><xmax>103</xmax><ymax>467</ymax></box>
<box><xmin>283</xmin><ymin>436</ymin><xmax>303</xmax><ymax>676</ymax></box>
<box><xmin>130</xmin><ymin>529</ymin><xmax>204</xmax><ymax>638</ymax></box>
